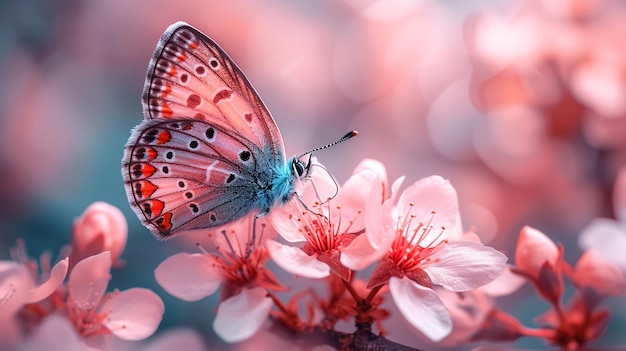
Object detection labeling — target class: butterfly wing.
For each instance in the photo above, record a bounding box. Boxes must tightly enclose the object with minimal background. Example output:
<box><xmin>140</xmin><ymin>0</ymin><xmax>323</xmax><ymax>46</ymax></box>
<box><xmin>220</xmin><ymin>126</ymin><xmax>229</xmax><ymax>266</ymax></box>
<box><xmin>141</xmin><ymin>21</ymin><xmax>286</xmax><ymax>164</ymax></box>
<box><xmin>122</xmin><ymin>118</ymin><xmax>275</xmax><ymax>238</ymax></box>
<box><xmin>123</xmin><ymin>22</ymin><xmax>297</xmax><ymax>239</ymax></box>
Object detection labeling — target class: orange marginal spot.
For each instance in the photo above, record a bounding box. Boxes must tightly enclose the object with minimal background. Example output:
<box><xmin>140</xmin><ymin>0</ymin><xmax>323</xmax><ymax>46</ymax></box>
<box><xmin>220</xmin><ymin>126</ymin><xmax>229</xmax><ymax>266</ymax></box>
<box><xmin>143</xmin><ymin>199</ymin><xmax>164</xmax><ymax>218</ymax></box>
<box><xmin>157</xmin><ymin>131</ymin><xmax>172</xmax><ymax>144</ymax></box>
<box><xmin>168</xmin><ymin>66</ymin><xmax>177</xmax><ymax>76</ymax></box>
<box><xmin>155</xmin><ymin>212</ymin><xmax>173</xmax><ymax>231</ymax></box>
<box><xmin>190</xmin><ymin>41</ymin><xmax>198</xmax><ymax>49</ymax></box>
<box><xmin>135</xmin><ymin>180</ymin><xmax>158</xmax><ymax>199</ymax></box>
<box><xmin>141</xmin><ymin>163</ymin><xmax>157</xmax><ymax>178</ymax></box>
<box><xmin>146</xmin><ymin>148</ymin><xmax>158</xmax><ymax>161</ymax></box>
<box><xmin>161</xmin><ymin>103</ymin><xmax>173</xmax><ymax>117</ymax></box>
<box><xmin>182</xmin><ymin>122</ymin><xmax>192</xmax><ymax>131</ymax></box>
<box><xmin>178</xmin><ymin>53</ymin><xmax>187</xmax><ymax>62</ymax></box>
<box><xmin>160</xmin><ymin>82</ymin><xmax>172</xmax><ymax>98</ymax></box>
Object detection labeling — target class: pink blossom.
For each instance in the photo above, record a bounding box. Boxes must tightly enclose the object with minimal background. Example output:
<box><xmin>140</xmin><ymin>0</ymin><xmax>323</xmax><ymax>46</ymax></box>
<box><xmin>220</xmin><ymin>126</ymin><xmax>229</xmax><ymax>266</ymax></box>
<box><xmin>579</xmin><ymin>167</ymin><xmax>626</xmax><ymax>272</ymax></box>
<box><xmin>514</xmin><ymin>226</ymin><xmax>565</xmax><ymax>304</ymax></box>
<box><xmin>267</xmin><ymin>158</ymin><xmax>387</xmax><ymax>280</ymax></box>
<box><xmin>352</xmin><ymin>175</ymin><xmax>507</xmax><ymax>341</ymax></box>
<box><xmin>0</xmin><ymin>254</ymin><xmax>68</xmax><ymax>349</ymax></box>
<box><xmin>515</xmin><ymin>226</ymin><xmax>560</xmax><ymax>279</ymax></box>
<box><xmin>155</xmin><ymin>217</ymin><xmax>284</xmax><ymax>342</ymax></box>
<box><xmin>65</xmin><ymin>251</ymin><xmax>164</xmax><ymax>349</ymax></box>
<box><xmin>572</xmin><ymin>249</ymin><xmax>626</xmax><ymax>299</ymax></box>
<box><xmin>70</xmin><ymin>202</ymin><xmax>128</xmax><ymax>268</ymax></box>
<box><xmin>438</xmin><ymin>265</ymin><xmax>526</xmax><ymax>345</ymax></box>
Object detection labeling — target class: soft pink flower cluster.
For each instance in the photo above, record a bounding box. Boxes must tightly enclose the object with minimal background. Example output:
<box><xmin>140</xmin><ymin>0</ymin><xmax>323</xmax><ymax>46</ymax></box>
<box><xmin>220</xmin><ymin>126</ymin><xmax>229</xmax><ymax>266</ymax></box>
<box><xmin>155</xmin><ymin>159</ymin><xmax>509</xmax><ymax>345</ymax></box>
<box><xmin>467</xmin><ymin>225</ymin><xmax>626</xmax><ymax>349</ymax></box>
<box><xmin>3</xmin><ymin>161</ymin><xmax>625</xmax><ymax>350</ymax></box>
<box><xmin>0</xmin><ymin>202</ymin><xmax>165</xmax><ymax>351</ymax></box>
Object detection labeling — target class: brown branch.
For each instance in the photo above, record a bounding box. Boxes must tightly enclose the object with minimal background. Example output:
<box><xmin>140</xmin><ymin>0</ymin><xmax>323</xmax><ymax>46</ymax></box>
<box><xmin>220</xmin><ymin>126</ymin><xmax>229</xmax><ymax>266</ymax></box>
<box><xmin>269</xmin><ymin>317</ymin><xmax>424</xmax><ymax>351</ymax></box>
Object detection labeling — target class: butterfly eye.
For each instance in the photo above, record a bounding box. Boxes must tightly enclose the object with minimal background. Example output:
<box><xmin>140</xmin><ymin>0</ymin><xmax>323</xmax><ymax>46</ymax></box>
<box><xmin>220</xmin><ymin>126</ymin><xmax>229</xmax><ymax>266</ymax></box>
<box><xmin>293</xmin><ymin>159</ymin><xmax>307</xmax><ymax>177</ymax></box>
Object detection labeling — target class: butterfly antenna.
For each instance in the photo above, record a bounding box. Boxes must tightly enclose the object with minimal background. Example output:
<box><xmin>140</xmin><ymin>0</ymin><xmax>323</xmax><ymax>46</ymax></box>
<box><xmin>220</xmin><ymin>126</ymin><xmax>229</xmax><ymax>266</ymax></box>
<box><xmin>298</xmin><ymin>131</ymin><xmax>358</xmax><ymax>159</ymax></box>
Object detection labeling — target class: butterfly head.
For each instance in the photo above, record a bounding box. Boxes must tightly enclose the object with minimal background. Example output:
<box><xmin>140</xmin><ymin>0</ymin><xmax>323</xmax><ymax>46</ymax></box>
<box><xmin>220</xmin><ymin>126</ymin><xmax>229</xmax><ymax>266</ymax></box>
<box><xmin>292</xmin><ymin>155</ymin><xmax>312</xmax><ymax>179</ymax></box>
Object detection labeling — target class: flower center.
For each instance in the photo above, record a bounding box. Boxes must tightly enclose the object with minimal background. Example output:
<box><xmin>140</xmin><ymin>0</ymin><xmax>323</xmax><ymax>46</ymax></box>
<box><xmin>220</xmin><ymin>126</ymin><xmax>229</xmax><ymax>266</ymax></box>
<box><xmin>298</xmin><ymin>200</ymin><xmax>361</xmax><ymax>255</ymax></box>
<box><xmin>388</xmin><ymin>204</ymin><xmax>446</xmax><ymax>273</ymax></box>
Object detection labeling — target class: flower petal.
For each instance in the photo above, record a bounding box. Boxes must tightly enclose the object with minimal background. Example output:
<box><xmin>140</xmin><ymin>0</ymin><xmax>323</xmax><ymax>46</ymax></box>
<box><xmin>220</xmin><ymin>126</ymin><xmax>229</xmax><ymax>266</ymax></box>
<box><xmin>578</xmin><ymin>218</ymin><xmax>626</xmax><ymax>272</ymax></box>
<box><xmin>69</xmin><ymin>251</ymin><xmax>111</xmax><ymax>310</ymax></box>
<box><xmin>105</xmin><ymin>288</ymin><xmax>165</xmax><ymax>340</ymax></box>
<box><xmin>515</xmin><ymin>226</ymin><xmax>558</xmax><ymax>278</ymax></box>
<box><xmin>479</xmin><ymin>265</ymin><xmax>526</xmax><ymax>296</ymax></box>
<box><xmin>340</xmin><ymin>234</ymin><xmax>385</xmax><ymax>271</ymax></box>
<box><xmin>154</xmin><ymin>253</ymin><xmax>222</xmax><ymax>301</ymax></box>
<box><xmin>573</xmin><ymin>249</ymin><xmax>626</xmax><ymax>296</ymax></box>
<box><xmin>396</xmin><ymin>176</ymin><xmax>460</xmax><ymax>246</ymax></box>
<box><xmin>24</xmin><ymin>314</ymin><xmax>84</xmax><ymax>351</ymax></box>
<box><xmin>389</xmin><ymin>277</ymin><xmax>452</xmax><ymax>342</ymax></box>
<box><xmin>426</xmin><ymin>241</ymin><xmax>508</xmax><ymax>291</ymax></box>
<box><xmin>72</xmin><ymin>202</ymin><xmax>127</xmax><ymax>266</ymax></box>
<box><xmin>266</xmin><ymin>240</ymin><xmax>330</xmax><ymax>278</ymax></box>
<box><xmin>136</xmin><ymin>328</ymin><xmax>206</xmax><ymax>351</ymax></box>
<box><xmin>25</xmin><ymin>257</ymin><xmax>69</xmax><ymax>303</ymax></box>
<box><xmin>213</xmin><ymin>287</ymin><xmax>272</xmax><ymax>343</ymax></box>
<box><xmin>268</xmin><ymin>199</ymin><xmax>308</xmax><ymax>243</ymax></box>
<box><xmin>333</xmin><ymin>158</ymin><xmax>388</xmax><ymax>233</ymax></box>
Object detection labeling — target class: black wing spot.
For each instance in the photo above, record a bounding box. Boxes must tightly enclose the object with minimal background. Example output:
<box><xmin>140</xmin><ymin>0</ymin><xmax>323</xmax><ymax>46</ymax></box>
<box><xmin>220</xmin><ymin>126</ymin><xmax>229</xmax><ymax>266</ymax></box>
<box><xmin>205</xmin><ymin>127</ymin><xmax>215</xmax><ymax>141</ymax></box>
<box><xmin>208</xmin><ymin>58</ymin><xmax>220</xmax><ymax>70</ymax></box>
<box><xmin>239</xmin><ymin>150</ymin><xmax>251</xmax><ymax>162</ymax></box>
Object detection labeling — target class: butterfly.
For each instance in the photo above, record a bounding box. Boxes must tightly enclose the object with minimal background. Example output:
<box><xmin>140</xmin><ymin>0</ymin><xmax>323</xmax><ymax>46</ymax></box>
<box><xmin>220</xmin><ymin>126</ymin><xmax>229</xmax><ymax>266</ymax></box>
<box><xmin>122</xmin><ymin>22</ymin><xmax>355</xmax><ymax>239</ymax></box>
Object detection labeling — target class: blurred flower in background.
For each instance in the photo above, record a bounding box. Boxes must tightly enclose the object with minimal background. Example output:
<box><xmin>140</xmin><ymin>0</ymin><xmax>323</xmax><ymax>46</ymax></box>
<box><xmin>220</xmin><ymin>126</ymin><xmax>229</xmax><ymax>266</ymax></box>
<box><xmin>2</xmin><ymin>0</ymin><xmax>626</xmax><ymax>349</ymax></box>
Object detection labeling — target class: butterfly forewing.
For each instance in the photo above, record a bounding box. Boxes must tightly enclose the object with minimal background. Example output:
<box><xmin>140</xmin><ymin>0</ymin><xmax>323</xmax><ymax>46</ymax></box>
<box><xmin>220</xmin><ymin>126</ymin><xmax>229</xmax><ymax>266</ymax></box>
<box><xmin>142</xmin><ymin>22</ymin><xmax>285</xmax><ymax>163</ymax></box>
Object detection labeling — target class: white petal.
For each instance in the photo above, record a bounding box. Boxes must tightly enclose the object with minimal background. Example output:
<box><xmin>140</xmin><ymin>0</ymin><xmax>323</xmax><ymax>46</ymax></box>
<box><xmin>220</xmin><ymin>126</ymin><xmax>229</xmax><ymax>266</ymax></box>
<box><xmin>267</xmin><ymin>199</ymin><xmax>307</xmax><ymax>243</ymax></box>
<box><xmin>154</xmin><ymin>253</ymin><xmax>222</xmax><ymax>301</ymax></box>
<box><xmin>426</xmin><ymin>241</ymin><xmax>508</xmax><ymax>291</ymax></box>
<box><xmin>333</xmin><ymin>161</ymin><xmax>386</xmax><ymax>233</ymax></box>
<box><xmin>0</xmin><ymin>262</ymin><xmax>35</xmax><ymax>317</ymax></box>
<box><xmin>24</xmin><ymin>314</ymin><xmax>83</xmax><ymax>351</ymax></box>
<box><xmin>340</xmin><ymin>234</ymin><xmax>385</xmax><ymax>271</ymax></box>
<box><xmin>266</xmin><ymin>240</ymin><xmax>330</xmax><ymax>278</ymax></box>
<box><xmin>25</xmin><ymin>258</ymin><xmax>68</xmax><ymax>303</ymax></box>
<box><xmin>397</xmin><ymin>176</ymin><xmax>459</xmax><ymax>246</ymax></box>
<box><xmin>105</xmin><ymin>288</ymin><xmax>165</xmax><ymax>340</ymax></box>
<box><xmin>69</xmin><ymin>251</ymin><xmax>111</xmax><ymax>310</ymax></box>
<box><xmin>213</xmin><ymin>287</ymin><xmax>272</xmax><ymax>343</ymax></box>
<box><xmin>479</xmin><ymin>265</ymin><xmax>526</xmax><ymax>296</ymax></box>
<box><xmin>138</xmin><ymin>328</ymin><xmax>206</xmax><ymax>351</ymax></box>
<box><xmin>579</xmin><ymin>218</ymin><xmax>626</xmax><ymax>272</ymax></box>
<box><xmin>389</xmin><ymin>277</ymin><xmax>452</xmax><ymax>342</ymax></box>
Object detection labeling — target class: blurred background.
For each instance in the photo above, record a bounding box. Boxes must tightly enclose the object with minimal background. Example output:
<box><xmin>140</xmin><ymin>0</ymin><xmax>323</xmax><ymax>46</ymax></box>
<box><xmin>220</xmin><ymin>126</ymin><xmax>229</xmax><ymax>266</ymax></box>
<box><xmin>1</xmin><ymin>0</ymin><xmax>625</xmax><ymax>349</ymax></box>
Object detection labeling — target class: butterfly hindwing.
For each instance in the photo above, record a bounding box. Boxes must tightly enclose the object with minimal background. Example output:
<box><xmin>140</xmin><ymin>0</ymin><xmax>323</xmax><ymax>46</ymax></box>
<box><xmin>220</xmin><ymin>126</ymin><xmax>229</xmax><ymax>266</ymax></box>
<box><xmin>142</xmin><ymin>22</ymin><xmax>285</xmax><ymax>164</ymax></box>
<box><xmin>122</xmin><ymin>117</ymin><xmax>272</xmax><ymax>238</ymax></box>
